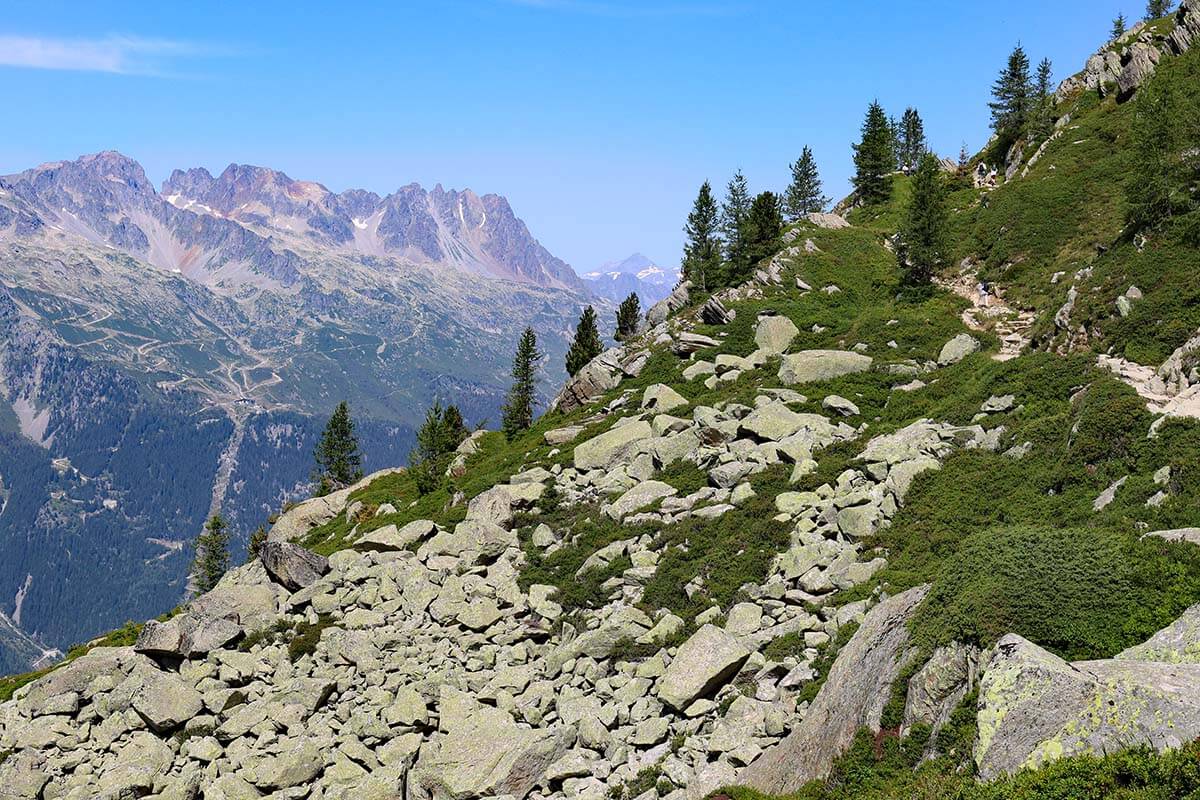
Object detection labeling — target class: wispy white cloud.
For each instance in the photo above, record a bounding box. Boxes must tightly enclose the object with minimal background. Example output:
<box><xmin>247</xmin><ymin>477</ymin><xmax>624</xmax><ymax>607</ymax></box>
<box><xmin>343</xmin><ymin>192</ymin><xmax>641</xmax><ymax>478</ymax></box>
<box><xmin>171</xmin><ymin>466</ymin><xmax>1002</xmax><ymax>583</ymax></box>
<box><xmin>505</xmin><ymin>0</ymin><xmax>742</xmax><ymax>17</ymax></box>
<box><xmin>0</xmin><ymin>34</ymin><xmax>214</xmax><ymax>75</ymax></box>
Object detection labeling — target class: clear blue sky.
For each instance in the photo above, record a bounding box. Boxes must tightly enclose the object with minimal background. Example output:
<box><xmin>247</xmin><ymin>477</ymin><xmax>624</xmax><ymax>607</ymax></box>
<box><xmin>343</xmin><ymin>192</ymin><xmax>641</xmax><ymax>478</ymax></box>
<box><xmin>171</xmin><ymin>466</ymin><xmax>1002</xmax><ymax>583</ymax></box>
<box><xmin>0</xmin><ymin>0</ymin><xmax>1141</xmax><ymax>272</ymax></box>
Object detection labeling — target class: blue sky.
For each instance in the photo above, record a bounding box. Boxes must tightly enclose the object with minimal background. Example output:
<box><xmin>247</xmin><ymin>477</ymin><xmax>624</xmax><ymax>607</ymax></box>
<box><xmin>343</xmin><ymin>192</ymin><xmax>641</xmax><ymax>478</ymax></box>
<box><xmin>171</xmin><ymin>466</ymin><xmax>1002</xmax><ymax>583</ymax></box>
<box><xmin>0</xmin><ymin>1</ymin><xmax>1142</xmax><ymax>272</ymax></box>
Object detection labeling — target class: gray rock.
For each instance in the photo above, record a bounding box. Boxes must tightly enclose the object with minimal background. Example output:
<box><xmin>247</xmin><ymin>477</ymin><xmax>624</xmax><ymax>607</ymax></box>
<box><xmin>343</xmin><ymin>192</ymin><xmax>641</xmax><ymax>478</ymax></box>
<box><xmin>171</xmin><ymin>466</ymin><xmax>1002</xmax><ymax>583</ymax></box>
<box><xmin>260</xmin><ymin>541</ymin><xmax>330</xmax><ymax>591</ymax></box>
<box><xmin>657</xmin><ymin>624</ymin><xmax>751</xmax><ymax>711</ymax></box>
<box><xmin>743</xmin><ymin>585</ymin><xmax>930</xmax><ymax>794</ymax></box>
<box><xmin>902</xmin><ymin>642</ymin><xmax>982</xmax><ymax>736</ymax></box>
<box><xmin>573</xmin><ymin>420</ymin><xmax>654</xmax><ymax>471</ymax></box>
<box><xmin>806</xmin><ymin>212</ymin><xmax>850</xmax><ymax>229</ymax></box>
<box><xmin>672</xmin><ymin>332</ymin><xmax>720</xmax><ymax>356</ymax></box>
<box><xmin>131</xmin><ymin>669</ymin><xmax>204</xmax><ymax>732</ymax></box>
<box><xmin>975</xmin><ymin>633</ymin><xmax>1200</xmax><ymax>779</ymax></box>
<box><xmin>778</xmin><ymin>350</ymin><xmax>873</xmax><ymax>385</ymax></box>
<box><xmin>1093</xmin><ymin>475</ymin><xmax>1128</xmax><ymax>511</ymax></box>
<box><xmin>937</xmin><ymin>334</ymin><xmax>981</xmax><ymax>366</ymax></box>
<box><xmin>642</xmin><ymin>383</ymin><xmax>689</xmax><ymax>413</ymax></box>
<box><xmin>755</xmin><ymin>316</ymin><xmax>799</xmax><ymax>355</ymax></box>
<box><xmin>606</xmin><ymin>481</ymin><xmax>677</xmax><ymax>520</ymax></box>
<box><xmin>822</xmin><ymin>395</ymin><xmax>860</xmax><ymax>417</ymax></box>
<box><xmin>701</xmin><ymin>296</ymin><xmax>735</xmax><ymax>325</ymax></box>
<box><xmin>357</xmin><ymin>519</ymin><xmax>437</xmax><ymax>552</ymax></box>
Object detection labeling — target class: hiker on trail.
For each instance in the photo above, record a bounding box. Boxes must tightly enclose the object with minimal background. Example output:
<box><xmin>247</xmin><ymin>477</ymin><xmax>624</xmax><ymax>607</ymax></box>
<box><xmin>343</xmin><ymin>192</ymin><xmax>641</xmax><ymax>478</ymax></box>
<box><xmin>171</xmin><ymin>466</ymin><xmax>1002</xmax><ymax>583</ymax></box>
<box><xmin>978</xmin><ymin>280</ymin><xmax>989</xmax><ymax>307</ymax></box>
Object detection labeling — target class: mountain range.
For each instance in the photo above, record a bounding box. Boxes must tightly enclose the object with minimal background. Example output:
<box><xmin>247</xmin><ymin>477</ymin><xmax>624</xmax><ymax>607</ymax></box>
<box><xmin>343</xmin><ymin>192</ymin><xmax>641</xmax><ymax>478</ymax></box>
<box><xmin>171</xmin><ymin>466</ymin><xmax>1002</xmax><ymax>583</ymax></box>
<box><xmin>580</xmin><ymin>253</ymin><xmax>680</xmax><ymax>307</ymax></box>
<box><xmin>0</xmin><ymin>151</ymin><xmax>595</xmax><ymax>670</ymax></box>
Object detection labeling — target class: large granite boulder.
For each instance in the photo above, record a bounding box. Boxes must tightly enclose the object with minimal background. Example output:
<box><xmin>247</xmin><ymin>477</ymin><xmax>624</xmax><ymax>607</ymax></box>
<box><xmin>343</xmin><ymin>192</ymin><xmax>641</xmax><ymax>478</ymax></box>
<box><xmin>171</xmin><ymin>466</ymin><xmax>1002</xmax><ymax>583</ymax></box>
<box><xmin>778</xmin><ymin>350</ymin><xmax>873</xmax><ymax>385</ymax></box>
<box><xmin>410</xmin><ymin>688</ymin><xmax>570</xmax><ymax>800</ymax></box>
<box><xmin>657</xmin><ymin>624</ymin><xmax>751</xmax><ymax>711</ymax></box>
<box><xmin>754</xmin><ymin>315</ymin><xmax>799</xmax><ymax>355</ymax></box>
<box><xmin>975</xmin><ymin>632</ymin><xmax>1200</xmax><ymax>779</ymax></box>
<box><xmin>937</xmin><ymin>334</ymin><xmax>980</xmax><ymax>366</ymax></box>
<box><xmin>573</xmin><ymin>420</ymin><xmax>654</xmax><ymax>471</ymax></box>
<box><xmin>260</xmin><ymin>541</ymin><xmax>330</xmax><ymax>591</ymax></box>
<box><xmin>743</xmin><ymin>585</ymin><xmax>929</xmax><ymax>794</ymax></box>
<box><xmin>267</xmin><ymin>468</ymin><xmax>402</xmax><ymax>542</ymax></box>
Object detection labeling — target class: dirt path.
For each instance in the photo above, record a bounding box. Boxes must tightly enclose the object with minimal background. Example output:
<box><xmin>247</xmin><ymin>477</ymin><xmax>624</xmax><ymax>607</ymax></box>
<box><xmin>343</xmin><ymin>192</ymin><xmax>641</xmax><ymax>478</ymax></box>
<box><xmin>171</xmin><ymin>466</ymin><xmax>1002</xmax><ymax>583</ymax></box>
<box><xmin>937</xmin><ymin>270</ymin><xmax>1035</xmax><ymax>362</ymax></box>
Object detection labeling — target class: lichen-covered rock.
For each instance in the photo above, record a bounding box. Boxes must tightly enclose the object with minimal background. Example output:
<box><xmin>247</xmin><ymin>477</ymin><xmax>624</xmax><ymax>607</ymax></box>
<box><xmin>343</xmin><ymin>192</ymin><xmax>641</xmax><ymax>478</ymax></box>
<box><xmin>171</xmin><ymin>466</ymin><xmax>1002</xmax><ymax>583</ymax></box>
<box><xmin>573</xmin><ymin>420</ymin><xmax>654</xmax><ymax>471</ymax></box>
<box><xmin>642</xmin><ymin>383</ymin><xmax>689</xmax><ymax>413</ymax></box>
<box><xmin>743</xmin><ymin>585</ymin><xmax>930</xmax><ymax>794</ymax></box>
<box><xmin>778</xmin><ymin>350</ymin><xmax>873</xmax><ymax>385</ymax></box>
<box><xmin>657</xmin><ymin>624</ymin><xmax>751</xmax><ymax>711</ymax></box>
<box><xmin>975</xmin><ymin>633</ymin><xmax>1200</xmax><ymax>779</ymax></box>
<box><xmin>754</xmin><ymin>315</ymin><xmax>799</xmax><ymax>355</ymax></box>
<box><xmin>937</xmin><ymin>333</ymin><xmax>980</xmax><ymax>365</ymax></box>
<box><xmin>902</xmin><ymin>641</ymin><xmax>982</xmax><ymax>736</ymax></box>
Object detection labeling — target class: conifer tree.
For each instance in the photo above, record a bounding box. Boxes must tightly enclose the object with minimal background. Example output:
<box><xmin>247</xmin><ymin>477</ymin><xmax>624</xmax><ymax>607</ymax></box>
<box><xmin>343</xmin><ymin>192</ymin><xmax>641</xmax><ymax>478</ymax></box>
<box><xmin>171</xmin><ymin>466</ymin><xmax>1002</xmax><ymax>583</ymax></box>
<box><xmin>784</xmin><ymin>146</ymin><xmax>828</xmax><ymax>219</ymax></box>
<box><xmin>615</xmin><ymin>293</ymin><xmax>641</xmax><ymax>340</ymax></box>
<box><xmin>565</xmin><ymin>306</ymin><xmax>604</xmax><ymax>377</ymax></box>
<box><xmin>681</xmin><ymin>180</ymin><xmax>721</xmax><ymax>290</ymax></box>
<box><xmin>1146</xmin><ymin>0</ymin><xmax>1174</xmax><ymax>20</ymax></box>
<box><xmin>246</xmin><ymin>525</ymin><xmax>267</xmax><ymax>563</ymax></box>
<box><xmin>502</xmin><ymin>327</ymin><xmax>542</xmax><ymax>439</ymax></box>
<box><xmin>899</xmin><ymin>108</ymin><xmax>928</xmax><ymax>173</ymax></box>
<box><xmin>739</xmin><ymin>192</ymin><xmax>784</xmax><ymax>281</ymax></box>
<box><xmin>1126</xmin><ymin>73</ymin><xmax>1195</xmax><ymax>231</ymax></box>
<box><xmin>314</xmin><ymin>401</ymin><xmax>362</xmax><ymax>490</ymax></box>
<box><xmin>193</xmin><ymin>514</ymin><xmax>231</xmax><ymax>594</ymax></box>
<box><xmin>852</xmin><ymin>101</ymin><xmax>895</xmax><ymax>206</ymax></box>
<box><xmin>1029</xmin><ymin>58</ymin><xmax>1056</xmax><ymax>140</ymax></box>
<box><xmin>989</xmin><ymin>44</ymin><xmax>1034</xmax><ymax>136</ymax></box>
<box><xmin>721</xmin><ymin>171</ymin><xmax>752</xmax><ymax>275</ymax></box>
<box><xmin>897</xmin><ymin>153</ymin><xmax>951</xmax><ymax>286</ymax></box>
<box><xmin>410</xmin><ymin>400</ymin><xmax>468</xmax><ymax>495</ymax></box>
<box><xmin>1112</xmin><ymin>13</ymin><xmax>1128</xmax><ymax>39</ymax></box>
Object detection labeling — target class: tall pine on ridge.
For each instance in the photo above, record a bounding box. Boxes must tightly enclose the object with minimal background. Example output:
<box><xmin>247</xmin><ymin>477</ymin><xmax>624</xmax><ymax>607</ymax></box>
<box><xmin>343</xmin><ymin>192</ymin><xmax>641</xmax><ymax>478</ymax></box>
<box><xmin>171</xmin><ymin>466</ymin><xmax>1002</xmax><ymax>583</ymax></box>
<box><xmin>192</xmin><ymin>514</ymin><xmax>231</xmax><ymax>595</ymax></box>
<box><xmin>721</xmin><ymin>171</ymin><xmax>752</xmax><ymax>278</ymax></box>
<box><xmin>502</xmin><ymin>327</ymin><xmax>542</xmax><ymax>440</ymax></box>
<box><xmin>899</xmin><ymin>108</ymin><xmax>927</xmax><ymax>173</ymax></box>
<box><xmin>682</xmin><ymin>181</ymin><xmax>721</xmax><ymax>290</ymax></box>
<box><xmin>897</xmin><ymin>152</ymin><xmax>951</xmax><ymax>286</ymax></box>
<box><xmin>990</xmin><ymin>44</ymin><xmax>1033</xmax><ymax>138</ymax></box>
<box><xmin>314</xmin><ymin>401</ymin><xmax>362</xmax><ymax>491</ymax></box>
<box><xmin>1112</xmin><ymin>13</ymin><xmax>1128</xmax><ymax>39</ymax></box>
<box><xmin>1146</xmin><ymin>0</ymin><xmax>1175</xmax><ymax>20</ymax></box>
<box><xmin>615</xmin><ymin>293</ymin><xmax>641</xmax><ymax>341</ymax></box>
<box><xmin>740</xmin><ymin>192</ymin><xmax>784</xmax><ymax>280</ymax></box>
<box><xmin>565</xmin><ymin>306</ymin><xmax>603</xmax><ymax>377</ymax></box>
<box><xmin>784</xmin><ymin>146</ymin><xmax>828</xmax><ymax>219</ymax></box>
<box><xmin>852</xmin><ymin>101</ymin><xmax>895</xmax><ymax>206</ymax></box>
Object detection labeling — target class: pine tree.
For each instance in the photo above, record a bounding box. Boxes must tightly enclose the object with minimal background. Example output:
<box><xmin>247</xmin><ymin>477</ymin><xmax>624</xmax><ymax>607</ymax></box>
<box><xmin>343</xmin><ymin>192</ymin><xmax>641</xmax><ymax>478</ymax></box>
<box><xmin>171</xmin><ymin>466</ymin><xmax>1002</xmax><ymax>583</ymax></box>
<box><xmin>192</xmin><ymin>514</ymin><xmax>231</xmax><ymax>594</ymax></box>
<box><xmin>565</xmin><ymin>306</ymin><xmax>604</xmax><ymax>377</ymax></box>
<box><xmin>1029</xmin><ymin>58</ymin><xmax>1056</xmax><ymax>141</ymax></box>
<box><xmin>1126</xmin><ymin>73</ymin><xmax>1195</xmax><ymax>231</ymax></box>
<box><xmin>501</xmin><ymin>327</ymin><xmax>542</xmax><ymax>439</ymax></box>
<box><xmin>897</xmin><ymin>153</ymin><xmax>951</xmax><ymax>286</ymax></box>
<box><xmin>246</xmin><ymin>526</ymin><xmax>267</xmax><ymax>563</ymax></box>
<box><xmin>410</xmin><ymin>400</ymin><xmax>467</xmax><ymax>495</ymax></box>
<box><xmin>990</xmin><ymin>44</ymin><xmax>1034</xmax><ymax>136</ymax></box>
<box><xmin>899</xmin><ymin>108</ymin><xmax>928</xmax><ymax>173</ymax></box>
<box><xmin>1112</xmin><ymin>13</ymin><xmax>1128</xmax><ymax>39</ymax></box>
<box><xmin>1146</xmin><ymin>0</ymin><xmax>1174</xmax><ymax>20</ymax></box>
<box><xmin>784</xmin><ymin>146</ymin><xmax>828</xmax><ymax>219</ymax></box>
<box><xmin>681</xmin><ymin>180</ymin><xmax>721</xmax><ymax>290</ymax></box>
<box><xmin>721</xmin><ymin>171</ymin><xmax>752</xmax><ymax>276</ymax></box>
<box><xmin>314</xmin><ymin>401</ymin><xmax>362</xmax><ymax>491</ymax></box>
<box><xmin>852</xmin><ymin>101</ymin><xmax>895</xmax><ymax>206</ymax></box>
<box><xmin>615</xmin><ymin>293</ymin><xmax>641</xmax><ymax>340</ymax></box>
<box><xmin>739</xmin><ymin>192</ymin><xmax>784</xmax><ymax>281</ymax></box>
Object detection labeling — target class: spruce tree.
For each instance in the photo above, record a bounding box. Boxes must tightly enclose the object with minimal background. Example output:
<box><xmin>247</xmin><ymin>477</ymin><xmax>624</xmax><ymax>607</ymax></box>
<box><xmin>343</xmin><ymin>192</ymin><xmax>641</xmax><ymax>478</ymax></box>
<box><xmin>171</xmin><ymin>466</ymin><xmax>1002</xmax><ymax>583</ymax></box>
<box><xmin>501</xmin><ymin>327</ymin><xmax>541</xmax><ymax>440</ymax></box>
<box><xmin>246</xmin><ymin>525</ymin><xmax>267</xmax><ymax>563</ymax></box>
<box><xmin>681</xmin><ymin>180</ymin><xmax>721</xmax><ymax>290</ymax></box>
<box><xmin>899</xmin><ymin>108</ymin><xmax>927</xmax><ymax>173</ymax></box>
<box><xmin>314</xmin><ymin>401</ymin><xmax>362</xmax><ymax>490</ymax></box>
<box><xmin>1112</xmin><ymin>13</ymin><xmax>1128</xmax><ymax>39</ymax></box>
<box><xmin>989</xmin><ymin>44</ymin><xmax>1033</xmax><ymax>136</ymax></box>
<box><xmin>721</xmin><ymin>171</ymin><xmax>752</xmax><ymax>276</ymax></box>
<box><xmin>1146</xmin><ymin>0</ymin><xmax>1174</xmax><ymax>19</ymax></box>
<box><xmin>897</xmin><ymin>153</ymin><xmax>951</xmax><ymax>286</ymax></box>
<box><xmin>852</xmin><ymin>101</ymin><xmax>895</xmax><ymax>206</ymax></box>
<box><xmin>565</xmin><ymin>306</ymin><xmax>604</xmax><ymax>377</ymax></box>
<box><xmin>784</xmin><ymin>146</ymin><xmax>828</xmax><ymax>219</ymax></box>
<box><xmin>615</xmin><ymin>293</ymin><xmax>641</xmax><ymax>340</ymax></box>
<box><xmin>193</xmin><ymin>514</ymin><xmax>231</xmax><ymax>594</ymax></box>
<box><xmin>1126</xmin><ymin>73</ymin><xmax>1194</xmax><ymax>231</ymax></box>
<box><xmin>739</xmin><ymin>192</ymin><xmax>784</xmax><ymax>281</ymax></box>
<box><xmin>1029</xmin><ymin>58</ymin><xmax>1056</xmax><ymax>141</ymax></box>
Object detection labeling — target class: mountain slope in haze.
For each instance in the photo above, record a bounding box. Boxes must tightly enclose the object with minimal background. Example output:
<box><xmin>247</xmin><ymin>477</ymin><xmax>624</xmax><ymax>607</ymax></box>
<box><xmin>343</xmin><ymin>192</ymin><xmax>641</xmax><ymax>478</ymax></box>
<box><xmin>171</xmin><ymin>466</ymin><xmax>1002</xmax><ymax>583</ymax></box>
<box><xmin>0</xmin><ymin>151</ymin><xmax>594</xmax><ymax>669</ymax></box>
<box><xmin>581</xmin><ymin>252</ymin><xmax>680</xmax><ymax>306</ymax></box>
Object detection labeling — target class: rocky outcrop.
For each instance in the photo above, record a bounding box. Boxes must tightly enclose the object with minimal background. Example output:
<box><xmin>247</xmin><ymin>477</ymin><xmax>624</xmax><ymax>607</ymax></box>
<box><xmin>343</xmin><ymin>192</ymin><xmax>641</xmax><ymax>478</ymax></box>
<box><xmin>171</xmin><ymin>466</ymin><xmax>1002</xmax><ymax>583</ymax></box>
<box><xmin>647</xmin><ymin>281</ymin><xmax>691</xmax><ymax>327</ymax></box>
<box><xmin>553</xmin><ymin>346</ymin><xmax>651</xmax><ymax>415</ymax></box>
<box><xmin>975</xmin><ymin>605</ymin><xmax>1200</xmax><ymax>779</ymax></box>
<box><xmin>742</xmin><ymin>585</ymin><xmax>930</xmax><ymax>794</ymax></box>
<box><xmin>267</xmin><ymin>468</ymin><xmax>403</xmax><ymax>543</ymax></box>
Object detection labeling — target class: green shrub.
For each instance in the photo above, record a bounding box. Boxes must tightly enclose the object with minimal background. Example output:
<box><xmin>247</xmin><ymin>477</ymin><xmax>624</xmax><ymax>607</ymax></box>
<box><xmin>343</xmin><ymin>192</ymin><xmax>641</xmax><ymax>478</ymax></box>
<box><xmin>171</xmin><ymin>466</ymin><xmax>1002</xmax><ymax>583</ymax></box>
<box><xmin>912</xmin><ymin>525</ymin><xmax>1200</xmax><ymax>661</ymax></box>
